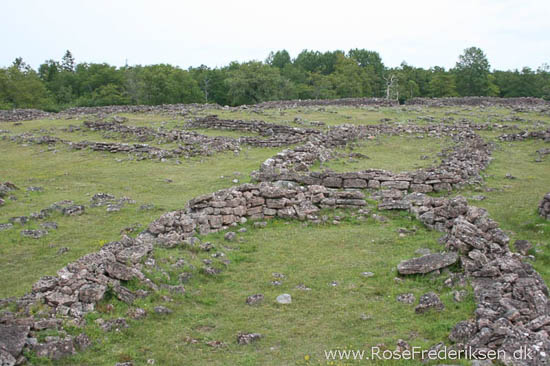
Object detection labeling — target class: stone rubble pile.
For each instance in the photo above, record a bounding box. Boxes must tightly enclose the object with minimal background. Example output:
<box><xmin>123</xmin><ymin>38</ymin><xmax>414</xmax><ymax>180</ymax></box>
<box><xmin>539</xmin><ymin>193</ymin><xmax>550</xmax><ymax>220</ymax></box>
<box><xmin>4</xmin><ymin>133</ymin><xmax>238</xmax><ymax>160</ymax></box>
<box><xmin>186</xmin><ymin>115</ymin><xmax>322</xmax><ymax>147</ymax></box>
<box><xmin>82</xmin><ymin>120</ymin><xmax>241</xmax><ymax>153</ymax></box>
<box><xmin>499</xmin><ymin>128</ymin><xmax>550</xmax><ymax>142</ymax></box>
<box><xmin>0</xmin><ymin>234</ymin><xmax>154</xmax><ymax>364</ymax></box>
<box><xmin>0</xmin><ymin>109</ymin><xmax>52</xmax><ymax>122</ymax></box>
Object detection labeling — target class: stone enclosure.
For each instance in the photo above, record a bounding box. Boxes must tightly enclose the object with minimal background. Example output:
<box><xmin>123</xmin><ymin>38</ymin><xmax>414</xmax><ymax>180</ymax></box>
<box><xmin>1</xmin><ymin>97</ymin><xmax>550</xmax><ymax>365</ymax></box>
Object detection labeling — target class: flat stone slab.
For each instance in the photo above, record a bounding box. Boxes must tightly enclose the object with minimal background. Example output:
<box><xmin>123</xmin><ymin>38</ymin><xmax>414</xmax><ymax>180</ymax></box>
<box><xmin>397</xmin><ymin>252</ymin><xmax>458</xmax><ymax>275</ymax></box>
<box><xmin>0</xmin><ymin>324</ymin><xmax>29</xmax><ymax>358</ymax></box>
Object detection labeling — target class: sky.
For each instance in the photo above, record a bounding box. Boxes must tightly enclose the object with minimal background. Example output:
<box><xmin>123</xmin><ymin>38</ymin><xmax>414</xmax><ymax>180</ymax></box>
<box><xmin>3</xmin><ymin>0</ymin><xmax>549</xmax><ymax>71</ymax></box>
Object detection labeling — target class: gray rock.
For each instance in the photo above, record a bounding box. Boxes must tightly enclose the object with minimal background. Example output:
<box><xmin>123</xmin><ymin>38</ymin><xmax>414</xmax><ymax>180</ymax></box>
<box><xmin>105</xmin><ymin>261</ymin><xmax>136</xmax><ymax>281</ymax></box>
<box><xmin>32</xmin><ymin>276</ymin><xmax>58</xmax><ymax>292</ymax></box>
<box><xmin>57</xmin><ymin>247</ymin><xmax>69</xmax><ymax>255</ymax></box>
<box><xmin>154</xmin><ymin>306</ymin><xmax>172</xmax><ymax>315</ymax></box>
<box><xmin>127</xmin><ymin>308</ymin><xmax>147</xmax><ymax>319</ymax></box>
<box><xmin>62</xmin><ymin>205</ymin><xmax>85</xmax><ymax>216</ymax></box>
<box><xmin>74</xmin><ymin>334</ymin><xmax>91</xmax><ymax>351</ymax></box>
<box><xmin>246</xmin><ymin>294</ymin><xmax>264</xmax><ymax>305</ymax></box>
<box><xmin>100</xmin><ymin>318</ymin><xmax>128</xmax><ymax>332</ymax></box>
<box><xmin>41</xmin><ymin>222</ymin><xmax>58</xmax><ymax>230</ymax></box>
<box><xmin>396</xmin><ymin>293</ymin><xmax>415</xmax><ymax>304</ymax></box>
<box><xmin>116</xmin><ymin>244</ymin><xmax>152</xmax><ymax>264</ymax></box>
<box><xmin>0</xmin><ymin>325</ymin><xmax>29</xmax><ymax>359</ymax></box>
<box><xmin>79</xmin><ymin>283</ymin><xmax>107</xmax><ymax>303</ymax></box>
<box><xmin>113</xmin><ymin>285</ymin><xmax>136</xmax><ymax>304</ymax></box>
<box><xmin>415</xmin><ymin>292</ymin><xmax>444</xmax><ymax>313</ymax></box>
<box><xmin>32</xmin><ymin>338</ymin><xmax>75</xmax><ymax>360</ymax></box>
<box><xmin>26</xmin><ymin>186</ymin><xmax>43</xmax><ymax>192</ymax></box>
<box><xmin>224</xmin><ymin>232</ymin><xmax>236</xmax><ymax>241</ymax></box>
<box><xmin>0</xmin><ymin>347</ymin><xmax>16</xmax><ymax>366</ymax></box>
<box><xmin>236</xmin><ymin>332</ymin><xmax>262</xmax><ymax>345</ymax></box>
<box><xmin>397</xmin><ymin>252</ymin><xmax>458</xmax><ymax>275</ymax></box>
<box><xmin>276</xmin><ymin>294</ymin><xmax>292</xmax><ymax>304</ymax></box>
<box><xmin>0</xmin><ymin>223</ymin><xmax>13</xmax><ymax>231</ymax></box>
<box><xmin>20</xmin><ymin>229</ymin><xmax>48</xmax><ymax>239</ymax></box>
<box><xmin>449</xmin><ymin>320</ymin><xmax>476</xmax><ymax>343</ymax></box>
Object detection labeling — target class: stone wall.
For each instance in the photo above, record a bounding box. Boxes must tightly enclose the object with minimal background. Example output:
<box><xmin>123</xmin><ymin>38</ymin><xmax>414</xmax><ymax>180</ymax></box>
<box><xmin>143</xmin><ymin>182</ymin><xmax>366</xmax><ymax>247</ymax></box>
<box><xmin>0</xmin><ymin>109</ymin><xmax>52</xmax><ymax>122</ymax></box>
<box><xmin>4</xmin><ymin>97</ymin><xmax>549</xmax><ymax>122</ymax></box>
<box><xmin>499</xmin><ymin>128</ymin><xmax>550</xmax><ymax>142</ymax></box>
<box><xmin>4</xmin><ymin>131</ymin><xmax>240</xmax><ymax>159</ymax></box>
<box><xmin>243</xmin><ymin>97</ymin><xmax>397</xmax><ymax>109</ymax></box>
<box><xmin>5</xmin><ymin>176</ymin><xmax>549</xmax><ymax>364</ymax></box>
<box><xmin>253</xmin><ymin>131</ymin><xmax>492</xmax><ymax>196</ymax></box>
<box><xmin>3</xmin><ymin>110</ymin><xmax>550</xmax><ymax>364</ymax></box>
<box><xmin>407</xmin><ymin>97</ymin><xmax>550</xmax><ymax>107</ymax></box>
<box><xmin>381</xmin><ymin>192</ymin><xmax>550</xmax><ymax>364</ymax></box>
<box><xmin>0</xmin><ymin>103</ymin><xmax>222</xmax><ymax>122</ymax></box>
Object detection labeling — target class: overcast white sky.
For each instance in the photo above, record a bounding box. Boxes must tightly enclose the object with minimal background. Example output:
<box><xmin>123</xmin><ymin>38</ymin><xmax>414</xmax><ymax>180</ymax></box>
<box><xmin>3</xmin><ymin>0</ymin><xmax>549</xmax><ymax>71</ymax></box>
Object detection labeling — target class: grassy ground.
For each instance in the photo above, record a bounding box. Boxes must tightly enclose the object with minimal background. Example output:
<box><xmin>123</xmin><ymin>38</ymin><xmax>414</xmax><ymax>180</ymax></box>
<box><xmin>313</xmin><ymin>135</ymin><xmax>448</xmax><ymax>173</ymax></box>
<box><xmin>1</xmin><ymin>105</ymin><xmax>549</xmax><ymax>365</ymax></box>
<box><xmin>0</xmin><ymin>141</ymin><xmax>280</xmax><ymax>297</ymax></box>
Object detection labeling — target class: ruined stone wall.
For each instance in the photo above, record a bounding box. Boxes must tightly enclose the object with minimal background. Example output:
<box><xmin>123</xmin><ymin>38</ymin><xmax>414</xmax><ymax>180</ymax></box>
<box><xmin>407</xmin><ymin>97</ymin><xmax>550</xmax><ymax>107</ymax></box>
<box><xmin>0</xmin><ymin>103</ymin><xmax>222</xmax><ymax>122</ymax></box>
<box><xmin>4</xmin><ymin>129</ymin><xmax>241</xmax><ymax>159</ymax></box>
<box><xmin>253</xmin><ymin>131</ymin><xmax>492</xmax><ymax>196</ymax></box>
<box><xmin>244</xmin><ymin>97</ymin><xmax>397</xmax><ymax>109</ymax></box>
<box><xmin>3</xmin><ymin>97</ymin><xmax>549</xmax><ymax>122</ymax></box>
<box><xmin>386</xmin><ymin>193</ymin><xmax>550</xmax><ymax>365</ymax></box>
<box><xmin>499</xmin><ymin>128</ymin><xmax>550</xmax><ymax>142</ymax></box>
<box><xmin>3</xmin><ymin>114</ymin><xmax>550</xmax><ymax>364</ymax></box>
<box><xmin>143</xmin><ymin>182</ymin><xmax>366</xmax><ymax>247</ymax></box>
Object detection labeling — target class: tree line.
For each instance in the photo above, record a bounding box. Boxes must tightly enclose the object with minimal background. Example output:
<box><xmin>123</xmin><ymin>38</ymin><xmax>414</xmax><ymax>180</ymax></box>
<box><xmin>0</xmin><ymin>47</ymin><xmax>549</xmax><ymax>111</ymax></box>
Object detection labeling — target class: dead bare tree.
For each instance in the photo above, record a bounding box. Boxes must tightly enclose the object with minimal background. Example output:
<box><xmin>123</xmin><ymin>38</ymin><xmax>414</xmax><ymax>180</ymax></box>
<box><xmin>383</xmin><ymin>74</ymin><xmax>399</xmax><ymax>100</ymax></box>
<box><xmin>201</xmin><ymin>77</ymin><xmax>210</xmax><ymax>103</ymax></box>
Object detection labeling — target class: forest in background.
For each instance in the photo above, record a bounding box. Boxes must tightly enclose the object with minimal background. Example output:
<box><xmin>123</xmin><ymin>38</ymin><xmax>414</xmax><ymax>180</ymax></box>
<box><xmin>1</xmin><ymin>47</ymin><xmax>549</xmax><ymax>111</ymax></box>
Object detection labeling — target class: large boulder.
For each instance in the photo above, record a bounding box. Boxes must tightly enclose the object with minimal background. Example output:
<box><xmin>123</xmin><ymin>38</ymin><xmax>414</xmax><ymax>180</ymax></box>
<box><xmin>397</xmin><ymin>252</ymin><xmax>458</xmax><ymax>275</ymax></box>
<box><xmin>0</xmin><ymin>325</ymin><xmax>29</xmax><ymax>359</ymax></box>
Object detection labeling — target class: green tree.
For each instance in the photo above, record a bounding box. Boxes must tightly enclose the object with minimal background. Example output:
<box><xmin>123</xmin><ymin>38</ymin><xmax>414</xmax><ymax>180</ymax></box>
<box><xmin>428</xmin><ymin>67</ymin><xmax>458</xmax><ymax>97</ymax></box>
<box><xmin>61</xmin><ymin>50</ymin><xmax>75</xmax><ymax>72</ymax></box>
<box><xmin>225</xmin><ymin>61</ymin><xmax>291</xmax><ymax>105</ymax></box>
<box><xmin>308</xmin><ymin>72</ymin><xmax>336</xmax><ymax>99</ymax></box>
<box><xmin>348</xmin><ymin>49</ymin><xmax>386</xmax><ymax>96</ymax></box>
<box><xmin>266</xmin><ymin>50</ymin><xmax>291</xmax><ymax>69</ymax></box>
<box><xmin>0</xmin><ymin>58</ymin><xmax>54</xmax><ymax>109</ymax></box>
<box><xmin>329</xmin><ymin>54</ymin><xmax>368</xmax><ymax>98</ymax></box>
<box><xmin>454</xmin><ymin>47</ymin><xmax>497</xmax><ymax>96</ymax></box>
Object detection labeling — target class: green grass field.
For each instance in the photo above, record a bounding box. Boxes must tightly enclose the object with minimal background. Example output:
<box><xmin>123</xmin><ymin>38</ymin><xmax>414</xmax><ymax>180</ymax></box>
<box><xmin>1</xmin><ymin>105</ymin><xmax>549</xmax><ymax>365</ymax></box>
